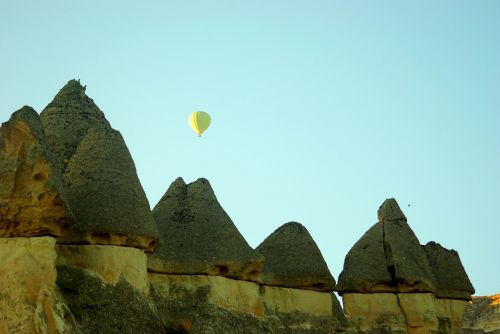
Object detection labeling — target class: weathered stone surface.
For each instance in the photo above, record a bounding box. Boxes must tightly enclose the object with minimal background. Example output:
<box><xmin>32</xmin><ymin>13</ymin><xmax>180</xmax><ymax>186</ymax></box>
<box><xmin>256</xmin><ymin>222</ymin><xmax>335</xmax><ymax>292</ymax></box>
<box><xmin>380</xmin><ymin>199</ymin><xmax>436</xmax><ymax>293</ymax></box>
<box><xmin>0</xmin><ymin>237</ymin><xmax>77</xmax><ymax>334</ymax></box>
<box><xmin>433</xmin><ymin>298</ymin><xmax>468</xmax><ymax>334</ymax></box>
<box><xmin>148</xmin><ymin>177</ymin><xmax>263</xmax><ymax>282</ymax></box>
<box><xmin>335</xmin><ymin>222</ymin><xmax>391</xmax><ymax>293</ymax></box>
<box><xmin>56</xmin><ymin>245</ymin><xmax>149</xmax><ymax>294</ymax></box>
<box><xmin>398</xmin><ymin>293</ymin><xmax>438</xmax><ymax>334</ymax></box>
<box><xmin>56</xmin><ymin>265</ymin><xmax>164</xmax><ymax>334</ymax></box>
<box><xmin>261</xmin><ymin>285</ymin><xmax>345</xmax><ymax>334</ymax></box>
<box><xmin>149</xmin><ymin>273</ymin><xmax>264</xmax><ymax>318</ymax></box>
<box><xmin>261</xmin><ymin>285</ymin><xmax>333</xmax><ymax>317</ymax></box>
<box><xmin>0</xmin><ymin>107</ymin><xmax>74</xmax><ymax>237</ymax></box>
<box><xmin>150</xmin><ymin>273</ymin><xmax>270</xmax><ymax>334</ymax></box>
<box><xmin>377</xmin><ymin>197</ymin><xmax>407</xmax><ymax>222</ymax></box>
<box><xmin>40</xmin><ymin>79</ymin><xmax>110</xmax><ymax>174</ymax></box>
<box><xmin>461</xmin><ymin>295</ymin><xmax>500</xmax><ymax>334</ymax></box>
<box><xmin>60</xmin><ymin>126</ymin><xmax>159</xmax><ymax>252</ymax></box>
<box><xmin>342</xmin><ymin>293</ymin><xmax>407</xmax><ymax>333</ymax></box>
<box><xmin>337</xmin><ymin>198</ymin><xmax>436</xmax><ymax>294</ymax></box>
<box><xmin>423</xmin><ymin>242</ymin><xmax>475</xmax><ymax>300</ymax></box>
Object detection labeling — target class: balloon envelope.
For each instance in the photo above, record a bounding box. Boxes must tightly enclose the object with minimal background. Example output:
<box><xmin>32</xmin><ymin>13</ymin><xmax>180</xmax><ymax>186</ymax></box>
<box><xmin>188</xmin><ymin>111</ymin><xmax>211</xmax><ymax>137</ymax></box>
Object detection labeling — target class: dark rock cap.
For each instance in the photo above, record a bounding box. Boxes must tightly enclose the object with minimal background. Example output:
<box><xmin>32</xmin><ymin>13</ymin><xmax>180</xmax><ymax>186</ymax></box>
<box><xmin>423</xmin><ymin>241</ymin><xmax>475</xmax><ymax>300</ymax></box>
<box><xmin>335</xmin><ymin>222</ymin><xmax>391</xmax><ymax>293</ymax></box>
<box><xmin>336</xmin><ymin>198</ymin><xmax>436</xmax><ymax>294</ymax></box>
<box><xmin>148</xmin><ymin>177</ymin><xmax>264</xmax><ymax>282</ymax></box>
<box><xmin>377</xmin><ymin>198</ymin><xmax>407</xmax><ymax>222</ymax></box>
<box><xmin>256</xmin><ymin>222</ymin><xmax>335</xmax><ymax>292</ymax></box>
<box><xmin>0</xmin><ymin>106</ymin><xmax>74</xmax><ymax>237</ymax></box>
<box><xmin>40</xmin><ymin>79</ymin><xmax>110</xmax><ymax>174</ymax></box>
<box><xmin>60</xmin><ymin>125</ymin><xmax>159</xmax><ymax>251</ymax></box>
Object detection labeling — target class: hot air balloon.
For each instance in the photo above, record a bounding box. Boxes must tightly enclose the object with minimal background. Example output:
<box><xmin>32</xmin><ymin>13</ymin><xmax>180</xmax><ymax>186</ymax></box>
<box><xmin>188</xmin><ymin>111</ymin><xmax>211</xmax><ymax>137</ymax></box>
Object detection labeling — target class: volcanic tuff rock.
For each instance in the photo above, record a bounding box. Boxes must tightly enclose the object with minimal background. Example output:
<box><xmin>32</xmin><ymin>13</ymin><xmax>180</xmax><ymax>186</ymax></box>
<box><xmin>60</xmin><ymin>126</ymin><xmax>159</xmax><ymax>251</ymax></box>
<box><xmin>0</xmin><ymin>237</ymin><xmax>78</xmax><ymax>334</ymax></box>
<box><xmin>423</xmin><ymin>241</ymin><xmax>475</xmax><ymax>300</ymax></box>
<box><xmin>334</xmin><ymin>223</ymin><xmax>390</xmax><ymax>293</ymax></box>
<box><xmin>57</xmin><ymin>266</ymin><xmax>164</xmax><ymax>334</ymax></box>
<box><xmin>380</xmin><ymin>199</ymin><xmax>436</xmax><ymax>293</ymax></box>
<box><xmin>0</xmin><ymin>106</ymin><xmax>74</xmax><ymax>237</ymax></box>
<box><xmin>256</xmin><ymin>222</ymin><xmax>335</xmax><ymax>292</ymax></box>
<box><xmin>148</xmin><ymin>177</ymin><xmax>264</xmax><ymax>282</ymax></box>
<box><xmin>461</xmin><ymin>295</ymin><xmax>500</xmax><ymax>334</ymax></box>
<box><xmin>336</xmin><ymin>198</ymin><xmax>436</xmax><ymax>294</ymax></box>
<box><xmin>40</xmin><ymin>79</ymin><xmax>110</xmax><ymax>174</ymax></box>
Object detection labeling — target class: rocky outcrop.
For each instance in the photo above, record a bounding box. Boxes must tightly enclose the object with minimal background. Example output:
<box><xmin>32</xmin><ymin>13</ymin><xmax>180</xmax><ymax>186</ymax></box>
<box><xmin>56</xmin><ymin>266</ymin><xmax>163</xmax><ymax>334</ymax></box>
<box><xmin>0</xmin><ymin>237</ymin><xmax>77</xmax><ymax>334</ymax></box>
<box><xmin>56</xmin><ymin>245</ymin><xmax>149</xmax><ymax>294</ymax></box>
<box><xmin>262</xmin><ymin>286</ymin><xmax>346</xmax><ymax>334</ymax></box>
<box><xmin>0</xmin><ymin>82</ymin><xmax>485</xmax><ymax>334</ymax></box>
<box><xmin>0</xmin><ymin>106</ymin><xmax>74</xmax><ymax>237</ymax></box>
<box><xmin>256</xmin><ymin>222</ymin><xmax>335</xmax><ymax>292</ymax></box>
<box><xmin>423</xmin><ymin>242</ymin><xmax>475</xmax><ymax>300</ymax></box>
<box><xmin>149</xmin><ymin>273</ymin><xmax>269</xmax><ymax>333</ymax></box>
<box><xmin>380</xmin><ymin>199</ymin><xmax>436</xmax><ymax>293</ymax></box>
<box><xmin>148</xmin><ymin>177</ymin><xmax>264</xmax><ymax>282</ymax></box>
<box><xmin>149</xmin><ymin>273</ymin><xmax>346</xmax><ymax>334</ymax></box>
<box><xmin>337</xmin><ymin>198</ymin><xmax>474</xmax><ymax>334</ymax></box>
<box><xmin>59</xmin><ymin>126</ymin><xmax>159</xmax><ymax>251</ymax></box>
<box><xmin>39</xmin><ymin>79</ymin><xmax>158</xmax><ymax>251</ymax></box>
<box><xmin>337</xmin><ymin>198</ymin><xmax>435</xmax><ymax>294</ymax></box>
<box><xmin>333</xmin><ymin>222</ymin><xmax>390</xmax><ymax>293</ymax></box>
<box><xmin>55</xmin><ymin>244</ymin><xmax>163</xmax><ymax>334</ymax></box>
<box><xmin>342</xmin><ymin>292</ymin><xmax>469</xmax><ymax>334</ymax></box>
<box><xmin>461</xmin><ymin>295</ymin><xmax>500</xmax><ymax>334</ymax></box>
<box><xmin>40</xmin><ymin>79</ymin><xmax>110</xmax><ymax>174</ymax></box>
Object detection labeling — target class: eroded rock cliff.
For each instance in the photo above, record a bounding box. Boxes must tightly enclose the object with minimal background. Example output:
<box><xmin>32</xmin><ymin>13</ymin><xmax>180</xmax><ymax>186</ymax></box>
<box><xmin>0</xmin><ymin>81</ymin><xmax>494</xmax><ymax>334</ymax></box>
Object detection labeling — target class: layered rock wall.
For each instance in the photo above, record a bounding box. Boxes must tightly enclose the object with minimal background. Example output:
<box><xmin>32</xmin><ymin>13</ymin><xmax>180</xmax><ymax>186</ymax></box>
<box><xmin>0</xmin><ymin>81</ymin><xmax>495</xmax><ymax>334</ymax></box>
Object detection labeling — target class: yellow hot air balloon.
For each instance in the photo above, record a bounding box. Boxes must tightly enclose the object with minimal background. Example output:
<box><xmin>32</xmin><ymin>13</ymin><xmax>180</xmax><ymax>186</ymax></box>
<box><xmin>188</xmin><ymin>111</ymin><xmax>211</xmax><ymax>137</ymax></box>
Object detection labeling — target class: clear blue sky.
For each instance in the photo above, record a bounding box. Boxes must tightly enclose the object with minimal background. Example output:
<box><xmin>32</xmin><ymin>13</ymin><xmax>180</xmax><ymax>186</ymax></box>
<box><xmin>1</xmin><ymin>1</ymin><xmax>499</xmax><ymax>296</ymax></box>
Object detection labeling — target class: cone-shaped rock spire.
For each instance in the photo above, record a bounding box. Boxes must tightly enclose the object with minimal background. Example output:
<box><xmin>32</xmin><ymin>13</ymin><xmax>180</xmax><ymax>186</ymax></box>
<box><xmin>148</xmin><ymin>177</ymin><xmax>264</xmax><ymax>282</ymax></box>
<box><xmin>0</xmin><ymin>106</ymin><xmax>74</xmax><ymax>237</ymax></box>
<box><xmin>40</xmin><ymin>79</ymin><xmax>110</xmax><ymax>174</ymax></box>
<box><xmin>256</xmin><ymin>222</ymin><xmax>335</xmax><ymax>292</ymax></box>
<box><xmin>379</xmin><ymin>198</ymin><xmax>436</xmax><ymax>293</ymax></box>
<box><xmin>423</xmin><ymin>241</ymin><xmax>475</xmax><ymax>300</ymax></box>
<box><xmin>60</xmin><ymin>125</ymin><xmax>159</xmax><ymax>251</ymax></box>
<box><xmin>377</xmin><ymin>197</ymin><xmax>407</xmax><ymax>222</ymax></box>
<box><xmin>336</xmin><ymin>198</ymin><xmax>436</xmax><ymax>294</ymax></box>
<box><xmin>335</xmin><ymin>222</ymin><xmax>391</xmax><ymax>293</ymax></box>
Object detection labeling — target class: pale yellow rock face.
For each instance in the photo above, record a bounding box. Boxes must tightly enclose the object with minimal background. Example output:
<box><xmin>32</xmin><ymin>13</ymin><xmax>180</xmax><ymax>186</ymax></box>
<box><xmin>462</xmin><ymin>295</ymin><xmax>500</xmax><ymax>333</ymax></box>
<box><xmin>342</xmin><ymin>293</ymin><xmax>407</xmax><ymax>332</ymax></box>
<box><xmin>435</xmin><ymin>298</ymin><xmax>468</xmax><ymax>333</ymax></box>
<box><xmin>149</xmin><ymin>273</ymin><xmax>264</xmax><ymax>318</ymax></box>
<box><xmin>56</xmin><ymin>244</ymin><xmax>148</xmax><ymax>294</ymax></box>
<box><xmin>261</xmin><ymin>285</ymin><xmax>332</xmax><ymax>317</ymax></box>
<box><xmin>0</xmin><ymin>118</ymin><xmax>74</xmax><ymax>238</ymax></box>
<box><xmin>0</xmin><ymin>237</ymin><xmax>74</xmax><ymax>334</ymax></box>
<box><xmin>398</xmin><ymin>293</ymin><xmax>438</xmax><ymax>334</ymax></box>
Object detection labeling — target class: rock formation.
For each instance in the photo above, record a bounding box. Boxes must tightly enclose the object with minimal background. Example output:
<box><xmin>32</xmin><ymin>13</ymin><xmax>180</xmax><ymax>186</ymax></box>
<box><xmin>40</xmin><ymin>79</ymin><xmax>110</xmax><ymax>174</ymax></box>
<box><xmin>461</xmin><ymin>294</ymin><xmax>500</xmax><ymax>334</ymax></box>
<box><xmin>336</xmin><ymin>198</ymin><xmax>435</xmax><ymax>294</ymax></box>
<box><xmin>148</xmin><ymin>177</ymin><xmax>263</xmax><ymax>281</ymax></box>
<box><xmin>256</xmin><ymin>222</ymin><xmax>335</xmax><ymax>292</ymax></box>
<box><xmin>336</xmin><ymin>198</ymin><xmax>475</xmax><ymax>334</ymax></box>
<box><xmin>423</xmin><ymin>242</ymin><xmax>475</xmax><ymax>300</ymax></box>
<box><xmin>0</xmin><ymin>106</ymin><xmax>74</xmax><ymax>237</ymax></box>
<box><xmin>0</xmin><ymin>81</ymin><xmax>487</xmax><ymax>334</ymax></box>
<box><xmin>36</xmin><ymin>79</ymin><xmax>159</xmax><ymax>251</ymax></box>
<box><xmin>60</xmin><ymin>125</ymin><xmax>159</xmax><ymax>251</ymax></box>
<box><xmin>0</xmin><ymin>237</ymin><xmax>78</xmax><ymax>334</ymax></box>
